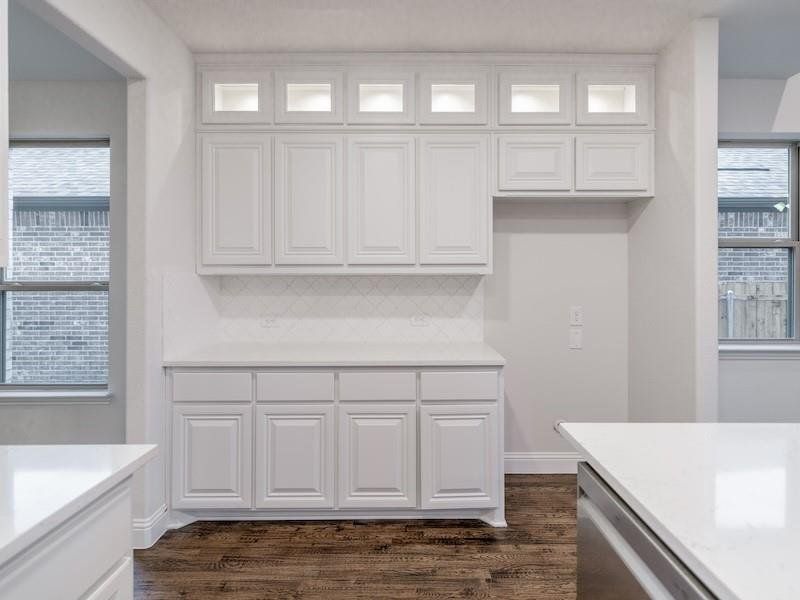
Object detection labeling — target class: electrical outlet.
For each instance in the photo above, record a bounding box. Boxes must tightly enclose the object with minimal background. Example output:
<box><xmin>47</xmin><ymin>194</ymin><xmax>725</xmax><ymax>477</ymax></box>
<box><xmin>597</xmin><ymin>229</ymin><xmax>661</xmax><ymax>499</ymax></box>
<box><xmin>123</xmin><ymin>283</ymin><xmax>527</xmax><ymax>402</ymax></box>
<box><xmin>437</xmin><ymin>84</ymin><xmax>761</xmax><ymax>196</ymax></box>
<box><xmin>569</xmin><ymin>327</ymin><xmax>583</xmax><ymax>349</ymax></box>
<box><xmin>260</xmin><ymin>316</ymin><xmax>280</xmax><ymax>328</ymax></box>
<box><xmin>411</xmin><ymin>314</ymin><xmax>430</xmax><ymax>327</ymax></box>
<box><xmin>569</xmin><ymin>305</ymin><xmax>584</xmax><ymax>326</ymax></box>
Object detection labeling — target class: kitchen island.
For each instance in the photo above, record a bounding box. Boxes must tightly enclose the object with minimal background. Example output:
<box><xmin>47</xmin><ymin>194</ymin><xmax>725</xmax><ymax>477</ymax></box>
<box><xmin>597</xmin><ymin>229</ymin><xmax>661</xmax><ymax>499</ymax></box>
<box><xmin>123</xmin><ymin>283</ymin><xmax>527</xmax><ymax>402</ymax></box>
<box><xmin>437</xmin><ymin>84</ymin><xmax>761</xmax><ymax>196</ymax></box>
<box><xmin>0</xmin><ymin>444</ymin><xmax>157</xmax><ymax>600</ymax></box>
<box><xmin>559</xmin><ymin>422</ymin><xmax>800</xmax><ymax>600</ymax></box>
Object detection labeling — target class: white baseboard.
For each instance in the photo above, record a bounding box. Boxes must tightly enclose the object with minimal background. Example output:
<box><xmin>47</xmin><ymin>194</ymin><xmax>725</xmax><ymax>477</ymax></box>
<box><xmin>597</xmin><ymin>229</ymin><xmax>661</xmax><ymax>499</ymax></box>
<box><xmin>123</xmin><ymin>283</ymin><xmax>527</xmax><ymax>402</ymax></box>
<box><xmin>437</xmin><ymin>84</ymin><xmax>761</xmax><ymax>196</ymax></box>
<box><xmin>504</xmin><ymin>451</ymin><xmax>581</xmax><ymax>474</ymax></box>
<box><xmin>132</xmin><ymin>503</ymin><xmax>169</xmax><ymax>549</ymax></box>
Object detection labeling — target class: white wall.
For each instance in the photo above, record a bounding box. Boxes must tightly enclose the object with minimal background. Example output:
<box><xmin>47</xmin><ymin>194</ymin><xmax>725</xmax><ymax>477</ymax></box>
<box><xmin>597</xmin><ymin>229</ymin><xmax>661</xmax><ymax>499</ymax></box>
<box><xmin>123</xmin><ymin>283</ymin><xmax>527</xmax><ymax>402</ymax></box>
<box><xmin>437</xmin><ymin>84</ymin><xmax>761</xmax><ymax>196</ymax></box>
<box><xmin>0</xmin><ymin>80</ymin><xmax>126</xmax><ymax>444</ymax></box>
<box><xmin>628</xmin><ymin>18</ymin><xmax>719</xmax><ymax>422</ymax></box>
<box><xmin>20</xmin><ymin>0</ymin><xmax>195</xmax><ymax>544</ymax></box>
<box><xmin>718</xmin><ymin>75</ymin><xmax>800</xmax><ymax>423</ymax></box>
<box><xmin>485</xmin><ymin>201</ymin><xmax>629</xmax><ymax>469</ymax></box>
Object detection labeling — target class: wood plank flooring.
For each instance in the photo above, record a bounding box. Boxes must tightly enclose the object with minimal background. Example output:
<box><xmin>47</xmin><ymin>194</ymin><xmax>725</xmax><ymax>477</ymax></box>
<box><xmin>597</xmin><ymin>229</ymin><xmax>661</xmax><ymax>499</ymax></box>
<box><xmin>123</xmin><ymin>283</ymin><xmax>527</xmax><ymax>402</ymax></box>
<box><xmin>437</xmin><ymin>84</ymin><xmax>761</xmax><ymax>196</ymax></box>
<box><xmin>134</xmin><ymin>474</ymin><xmax>577</xmax><ymax>599</ymax></box>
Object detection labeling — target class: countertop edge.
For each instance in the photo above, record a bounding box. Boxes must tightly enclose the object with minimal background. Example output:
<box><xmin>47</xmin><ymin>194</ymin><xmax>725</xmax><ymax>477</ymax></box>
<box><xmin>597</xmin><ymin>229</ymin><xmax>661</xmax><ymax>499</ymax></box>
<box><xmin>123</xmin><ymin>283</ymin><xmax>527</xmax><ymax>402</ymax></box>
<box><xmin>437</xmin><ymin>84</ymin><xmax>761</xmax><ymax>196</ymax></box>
<box><xmin>162</xmin><ymin>358</ymin><xmax>507</xmax><ymax>367</ymax></box>
<box><xmin>558</xmin><ymin>425</ymin><xmax>737</xmax><ymax>600</ymax></box>
<box><xmin>0</xmin><ymin>444</ymin><xmax>158</xmax><ymax>567</ymax></box>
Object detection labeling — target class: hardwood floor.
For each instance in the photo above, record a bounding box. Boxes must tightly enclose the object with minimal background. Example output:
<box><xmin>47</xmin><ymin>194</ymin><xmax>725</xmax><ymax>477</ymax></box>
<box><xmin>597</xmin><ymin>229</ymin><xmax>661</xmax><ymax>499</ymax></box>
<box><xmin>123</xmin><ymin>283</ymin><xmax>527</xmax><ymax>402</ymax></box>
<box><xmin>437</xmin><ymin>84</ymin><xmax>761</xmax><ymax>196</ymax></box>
<box><xmin>134</xmin><ymin>474</ymin><xmax>577</xmax><ymax>599</ymax></box>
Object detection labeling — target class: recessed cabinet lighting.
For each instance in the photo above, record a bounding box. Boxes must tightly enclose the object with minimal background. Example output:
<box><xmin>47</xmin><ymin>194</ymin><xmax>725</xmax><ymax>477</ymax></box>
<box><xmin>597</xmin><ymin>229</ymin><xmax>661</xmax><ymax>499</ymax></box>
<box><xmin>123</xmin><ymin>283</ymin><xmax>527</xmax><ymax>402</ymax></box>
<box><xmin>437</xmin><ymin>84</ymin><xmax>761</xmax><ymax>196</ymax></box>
<box><xmin>286</xmin><ymin>83</ymin><xmax>333</xmax><ymax>112</ymax></box>
<box><xmin>431</xmin><ymin>83</ymin><xmax>475</xmax><ymax>112</ymax></box>
<box><xmin>214</xmin><ymin>83</ymin><xmax>259</xmax><ymax>112</ymax></box>
<box><xmin>587</xmin><ymin>84</ymin><xmax>636</xmax><ymax>113</ymax></box>
<box><xmin>359</xmin><ymin>83</ymin><xmax>404</xmax><ymax>112</ymax></box>
<box><xmin>510</xmin><ymin>84</ymin><xmax>560</xmax><ymax>113</ymax></box>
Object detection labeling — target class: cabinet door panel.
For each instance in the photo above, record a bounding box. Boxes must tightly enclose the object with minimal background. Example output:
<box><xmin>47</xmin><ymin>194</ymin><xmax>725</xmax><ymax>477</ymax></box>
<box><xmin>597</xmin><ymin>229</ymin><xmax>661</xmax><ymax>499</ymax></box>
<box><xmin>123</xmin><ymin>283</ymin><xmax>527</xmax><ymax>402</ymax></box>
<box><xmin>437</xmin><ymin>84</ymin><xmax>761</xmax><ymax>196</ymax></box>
<box><xmin>420</xmin><ymin>136</ymin><xmax>489</xmax><ymax>265</ymax></box>
<box><xmin>172</xmin><ymin>404</ymin><xmax>252</xmax><ymax>509</ymax></box>
<box><xmin>348</xmin><ymin>136</ymin><xmax>415</xmax><ymax>264</ymax></box>
<box><xmin>575</xmin><ymin>134</ymin><xmax>652</xmax><ymax>192</ymax></box>
<box><xmin>420</xmin><ymin>404</ymin><xmax>498</xmax><ymax>509</ymax></box>
<box><xmin>497</xmin><ymin>135</ymin><xmax>573</xmax><ymax>192</ymax></box>
<box><xmin>576</xmin><ymin>67</ymin><xmax>653</xmax><ymax>127</ymax></box>
<box><xmin>339</xmin><ymin>403</ymin><xmax>417</xmax><ymax>508</ymax></box>
<box><xmin>255</xmin><ymin>404</ymin><xmax>334</xmax><ymax>508</ymax></box>
<box><xmin>275</xmin><ymin>135</ymin><xmax>343</xmax><ymax>264</ymax></box>
<box><xmin>201</xmin><ymin>134</ymin><xmax>271</xmax><ymax>266</ymax></box>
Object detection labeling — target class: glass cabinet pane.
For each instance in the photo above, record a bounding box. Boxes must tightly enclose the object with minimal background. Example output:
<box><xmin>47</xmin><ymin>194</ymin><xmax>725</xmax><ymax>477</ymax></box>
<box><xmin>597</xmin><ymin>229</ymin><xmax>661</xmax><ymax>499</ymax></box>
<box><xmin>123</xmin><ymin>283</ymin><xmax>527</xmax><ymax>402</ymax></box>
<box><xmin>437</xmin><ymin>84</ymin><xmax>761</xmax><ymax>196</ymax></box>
<box><xmin>587</xmin><ymin>84</ymin><xmax>636</xmax><ymax>113</ymax></box>
<box><xmin>214</xmin><ymin>83</ymin><xmax>259</xmax><ymax>112</ymax></box>
<box><xmin>431</xmin><ymin>84</ymin><xmax>475</xmax><ymax>112</ymax></box>
<box><xmin>286</xmin><ymin>83</ymin><xmax>332</xmax><ymax>112</ymax></box>
<box><xmin>511</xmin><ymin>84</ymin><xmax>560</xmax><ymax>113</ymax></box>
<box><xmin>359</xmin><ymin>83</ymin><xmax>403</xmax><ymax>112</ymax></box>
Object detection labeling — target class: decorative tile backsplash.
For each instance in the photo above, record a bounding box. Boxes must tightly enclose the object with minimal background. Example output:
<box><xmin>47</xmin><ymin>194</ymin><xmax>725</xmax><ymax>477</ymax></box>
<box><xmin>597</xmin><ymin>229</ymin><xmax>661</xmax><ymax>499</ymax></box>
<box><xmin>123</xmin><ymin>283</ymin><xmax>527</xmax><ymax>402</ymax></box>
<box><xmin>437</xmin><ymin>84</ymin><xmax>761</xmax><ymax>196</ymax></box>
<box><xmin>163</xmin><ymin>272</ymin><xmax>484</xmax><ymax>356</ymax></box>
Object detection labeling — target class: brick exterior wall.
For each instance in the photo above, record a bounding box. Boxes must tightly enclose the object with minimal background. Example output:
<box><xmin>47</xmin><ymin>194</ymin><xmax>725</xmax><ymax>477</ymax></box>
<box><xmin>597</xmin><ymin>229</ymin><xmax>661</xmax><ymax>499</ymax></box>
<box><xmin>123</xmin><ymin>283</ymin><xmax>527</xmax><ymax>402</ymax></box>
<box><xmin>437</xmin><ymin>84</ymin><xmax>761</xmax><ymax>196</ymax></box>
<box><xmin>6</xmin><ymin>147</ymin><xmax>110</xmax><ymax>384</ymax></box>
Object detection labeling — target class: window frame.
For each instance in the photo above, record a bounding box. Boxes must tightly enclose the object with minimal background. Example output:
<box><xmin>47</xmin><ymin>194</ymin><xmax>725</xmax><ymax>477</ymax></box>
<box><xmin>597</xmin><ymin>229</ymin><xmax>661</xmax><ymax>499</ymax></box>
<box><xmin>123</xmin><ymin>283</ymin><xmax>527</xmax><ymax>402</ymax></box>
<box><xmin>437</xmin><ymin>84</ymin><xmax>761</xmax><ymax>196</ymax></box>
<box><xmin>0</xmin><ymin>139</ymin><xmax>111</xmax><ymax>390</ymax></box>
<box><xmin>718</xmin><ymin>140</ymin><xmax>800</xmax><ymax>343</ymax></box>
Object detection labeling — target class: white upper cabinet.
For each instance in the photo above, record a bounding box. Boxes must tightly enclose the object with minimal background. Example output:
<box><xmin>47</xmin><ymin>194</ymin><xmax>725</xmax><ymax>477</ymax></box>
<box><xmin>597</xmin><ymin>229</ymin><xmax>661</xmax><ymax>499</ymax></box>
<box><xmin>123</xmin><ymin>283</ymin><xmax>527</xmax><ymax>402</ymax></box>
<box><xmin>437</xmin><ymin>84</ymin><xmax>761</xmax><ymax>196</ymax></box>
<box><xmin>347</xmin><ymin>136</ymin><xmax>415</xmax><ymax>265</ymax></box>
<box><xmin>200</xmin><ymin>133</ymin><xmax>271</xmax><ymax>266</ymax></box>
<box><xmin>201</xmin><ymin>70</ymin><xmax>271</xmax><ymax>124</ymax></box>
<box><xmin>575</xmin><ymin>133</ymin><xmax>653</xmax><ymax>192</ymax></box>
<box><xmin>576</xmin><ymin>67</ymin><xmax>654</xmax><ymax>126</ymax></box>
<box><xmin>275</xmin><ymin>70</ymin><xmax>344</xmax><ymax>124</ymax></box>
<box><xmin>497</xmin><ymin>68</ymin><xmax>573</xmax><ymax>125</ymax></box>
<box><xmin>275</xmin><ymin>135</ymin><xmax>344</xmax><ymax>264</ymax></box>
<box><xmin>420</xmin><ymin>135</ymin><xmax>489</xmax><ymax>265</ymax></box>
<box><xmin>496</xmin><ymin>134</ymin><xmax>573</xmax><ymax>192</ymax></box>
<box><xmin>347</xmin><ymin>70</ymin><xmax>415</xmax><ymax>124</ymax></box>
<box><xmin>419</xmin><ymin>69</ymin><xmax>489</xmax><ymax>125</ymax></box>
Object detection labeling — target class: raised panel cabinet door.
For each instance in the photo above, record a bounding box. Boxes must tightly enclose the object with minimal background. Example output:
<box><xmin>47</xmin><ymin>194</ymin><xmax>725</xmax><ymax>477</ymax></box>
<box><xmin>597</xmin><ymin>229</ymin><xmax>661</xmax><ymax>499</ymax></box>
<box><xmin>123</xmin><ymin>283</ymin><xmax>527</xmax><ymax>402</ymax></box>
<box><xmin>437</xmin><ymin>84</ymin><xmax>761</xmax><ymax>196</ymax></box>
<box><xmin>575</xmin><ymin>134</ymin><xmax>652</xmax><ymax>193</ymax></box>
<box><xmin>348</xmin><ymin>136</ymin><xmax>415</xmax><ymax>264</ymax></box>
<box><xmin>172</xmin><ymin>404</ymin><xmax>253</xmax><ymax>509</ymax></box>
<box><xmin>275</xmin><ymin>135</ymin><xmax>344</xmax><ymax>264</ymax></box>
<box><xmin>420</xmin><ymin>135</ymin><xmax>489</xmax><ymax>265</ymax></box>
<box><xmin>420</xmin><ymin>404</ymin><xmax>499</xmax><ymax>509</ymax></box>
<box><xmin>200</xmin><ymin>133</ymin><xmax>271</xmax><ymax>266</ymax></box>
<box><xmin>497</xmin><ymin>135</ymin><xmax>573</xmax><ymax>192</ymax></box>
<box><xmin>255</xmin><ymin>404</ymin><xmax>334</xmax><ymax>508</ymax></box>
<box><xmin>339</xmin><ymin>403</ymin><xmax>417</xmax><ymax>508</ymax></box>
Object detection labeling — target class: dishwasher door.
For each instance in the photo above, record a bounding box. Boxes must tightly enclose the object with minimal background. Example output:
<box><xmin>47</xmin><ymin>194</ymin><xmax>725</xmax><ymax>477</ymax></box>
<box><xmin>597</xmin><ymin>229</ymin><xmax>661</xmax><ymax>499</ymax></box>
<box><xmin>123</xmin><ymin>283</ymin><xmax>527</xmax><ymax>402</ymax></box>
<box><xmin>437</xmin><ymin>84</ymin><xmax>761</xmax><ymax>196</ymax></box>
<box><xmin>577</xmin><ymin>463</ymin><xmax>716</xmax><ymax>600</ymax></box>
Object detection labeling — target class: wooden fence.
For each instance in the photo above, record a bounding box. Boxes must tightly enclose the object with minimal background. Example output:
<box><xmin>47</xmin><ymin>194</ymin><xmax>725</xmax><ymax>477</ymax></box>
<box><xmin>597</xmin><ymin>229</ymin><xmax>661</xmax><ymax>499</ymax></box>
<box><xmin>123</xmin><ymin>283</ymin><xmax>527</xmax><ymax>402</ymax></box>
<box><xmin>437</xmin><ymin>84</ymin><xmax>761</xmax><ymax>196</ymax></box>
<box><xmin>719</xmin><ymin>282</ymin><xmax>789</xmax><ymax>339</ymax></box>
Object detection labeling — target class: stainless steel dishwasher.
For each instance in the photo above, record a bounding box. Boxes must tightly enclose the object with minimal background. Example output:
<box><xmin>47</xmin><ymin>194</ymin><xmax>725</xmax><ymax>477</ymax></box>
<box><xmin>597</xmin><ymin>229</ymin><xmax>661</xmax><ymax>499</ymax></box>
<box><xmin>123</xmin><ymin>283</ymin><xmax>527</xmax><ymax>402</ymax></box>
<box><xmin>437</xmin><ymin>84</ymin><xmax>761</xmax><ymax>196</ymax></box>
<box><xmin>577</xmin><ymin>463</ymin><xmax>717</xmax><ymax>600</ymax></box>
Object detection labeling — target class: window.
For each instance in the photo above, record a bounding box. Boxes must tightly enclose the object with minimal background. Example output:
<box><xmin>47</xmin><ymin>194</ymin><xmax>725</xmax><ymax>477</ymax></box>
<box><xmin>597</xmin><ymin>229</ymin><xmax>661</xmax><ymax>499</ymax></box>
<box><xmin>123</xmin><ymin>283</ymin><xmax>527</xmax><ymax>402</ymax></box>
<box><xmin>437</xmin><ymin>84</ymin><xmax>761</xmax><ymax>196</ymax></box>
<box><xmin>3</xmin><ymin>141</ymin><xmax>110</xmax><ymax>385</ymax></box>
<box><xmin>718</xmin><ymin>142</ymin><xmax>798</xmax><ymax>340</ymax></box>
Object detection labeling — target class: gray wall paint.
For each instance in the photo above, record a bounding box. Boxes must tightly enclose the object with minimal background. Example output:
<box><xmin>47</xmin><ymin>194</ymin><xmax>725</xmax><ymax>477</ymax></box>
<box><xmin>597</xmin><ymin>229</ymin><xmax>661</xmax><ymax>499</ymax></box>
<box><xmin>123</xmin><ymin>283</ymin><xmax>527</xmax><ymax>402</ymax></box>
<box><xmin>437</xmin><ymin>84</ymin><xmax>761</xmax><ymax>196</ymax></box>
<box><xmin>485</xmin><ymin>201</ymin><xmax>629</xmax><ymax>453</ymax></box>
<box><xmin>0</xmin><ymin>80</ymin><xmax>127</xmax><ymax>443</ymax></box>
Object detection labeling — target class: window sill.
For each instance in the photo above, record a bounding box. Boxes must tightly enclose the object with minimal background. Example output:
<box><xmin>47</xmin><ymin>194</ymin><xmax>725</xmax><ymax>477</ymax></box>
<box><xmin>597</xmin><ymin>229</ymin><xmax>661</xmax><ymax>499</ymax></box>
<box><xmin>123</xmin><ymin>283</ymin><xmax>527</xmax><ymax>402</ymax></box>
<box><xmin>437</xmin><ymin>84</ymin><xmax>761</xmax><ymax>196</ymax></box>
<box><xmin>0</xmin><ymin>389</ymin><xmax>112</xmax><ymax>405</ymax></box>
<box><xmin>719</xmin><ymin>343</ymin><xmax>800</xmax><ymax>360</ymax></box>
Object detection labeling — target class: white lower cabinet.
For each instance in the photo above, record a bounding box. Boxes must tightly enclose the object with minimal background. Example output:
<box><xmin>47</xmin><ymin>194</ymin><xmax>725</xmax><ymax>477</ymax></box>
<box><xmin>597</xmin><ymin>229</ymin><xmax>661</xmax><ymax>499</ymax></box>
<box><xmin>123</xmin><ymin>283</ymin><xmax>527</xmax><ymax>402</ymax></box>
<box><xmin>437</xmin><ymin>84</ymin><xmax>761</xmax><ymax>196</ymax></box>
<box><xmin>84</xmin><ymin>558</ymin><xmax>133</xmax><ymax>600</ymax></box>
<box><xmin>338</xmin><ymin>403</ymin><xmax>417</xmax><ymax>508</ymax></box>
<box><xmin>420</xmin><ymin>403</ymin><xmax>499</xmax><ymax>509</ymax></box>
<box><xmin>169</xmin><ymin>368</ymin><xmax>504</xmax><ymax>524</ymax></box>
<box><xmin>171</xmin><ymin>404</ymin><xmax>253</xmax><ymax>509</ymax></box>
<box><xmin>255</xmin><ymin>404</ymin><xmax>334</xmax><ymax>508</ymax></box>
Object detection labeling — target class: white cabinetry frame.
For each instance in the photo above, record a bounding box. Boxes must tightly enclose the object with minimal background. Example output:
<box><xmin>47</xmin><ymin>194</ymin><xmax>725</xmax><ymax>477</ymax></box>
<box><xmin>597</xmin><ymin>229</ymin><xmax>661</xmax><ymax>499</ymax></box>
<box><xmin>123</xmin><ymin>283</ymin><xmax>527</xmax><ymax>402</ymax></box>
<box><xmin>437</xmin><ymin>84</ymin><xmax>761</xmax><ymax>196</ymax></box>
<box><xmin>348</xmin><ymin>136</ymin><xmax>415</xmax><ymax>264</ymax></box>
<box><xmin>200</xmin><ymin>134</ymin><xmax>271</xmax><ymax>266</ymax></box>
<box><xmin>196</xmin><ymin>55</ymin><xmax>655</xmax><ymax>274</ymax></box>
<box><xmin>275</xmin><ymin>135</ymin><xmax>344</xmax><ymax>265</ymax></box>
<box><xmin>168</xmin><ymin>366</ymin><xmax>506</xmax><ymax>527</ymax></box>
<box><xmin>420</xmin><ymin>135</ymin><xmax>489</xmax><ymax>265</ymax></box>
<box><xmin>255</xmin><ymin>404</ymin><xmax>334</xmax><ymax>508</ymax></box>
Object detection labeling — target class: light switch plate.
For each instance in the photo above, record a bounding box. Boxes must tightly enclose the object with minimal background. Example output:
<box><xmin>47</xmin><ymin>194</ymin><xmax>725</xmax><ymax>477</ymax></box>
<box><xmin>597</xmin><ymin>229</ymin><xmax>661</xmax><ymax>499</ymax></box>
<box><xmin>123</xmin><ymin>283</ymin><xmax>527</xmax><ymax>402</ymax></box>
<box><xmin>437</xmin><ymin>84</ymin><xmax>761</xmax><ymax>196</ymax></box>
<box><xmin>569</xmin><ymin>327</ymin><xmax>583</xmax><ymax>349</ymax></box>
<box><xmin>569</xmin><ymin>305</ymin><xmax>584</xmax><ymax>326</ymax></box>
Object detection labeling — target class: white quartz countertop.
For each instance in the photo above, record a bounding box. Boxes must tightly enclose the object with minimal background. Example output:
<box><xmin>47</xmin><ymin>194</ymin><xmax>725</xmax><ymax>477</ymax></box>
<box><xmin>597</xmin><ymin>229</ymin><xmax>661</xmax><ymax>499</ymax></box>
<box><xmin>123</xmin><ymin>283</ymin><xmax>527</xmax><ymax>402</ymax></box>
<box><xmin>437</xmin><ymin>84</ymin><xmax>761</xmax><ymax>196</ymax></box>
<box><xmin>559</xmin><ymin>422</ymin><xmax>800</xmax><ymax>600</ymax></box>
<box><xmin>0</xmin><ymin>444</ymin><xmax>157</xmax><ymax>567</ymax></box>
<box><xmin>163</xmin><ymin>341</ymin><xmax>506</xmax><ymax>367</ymax></box>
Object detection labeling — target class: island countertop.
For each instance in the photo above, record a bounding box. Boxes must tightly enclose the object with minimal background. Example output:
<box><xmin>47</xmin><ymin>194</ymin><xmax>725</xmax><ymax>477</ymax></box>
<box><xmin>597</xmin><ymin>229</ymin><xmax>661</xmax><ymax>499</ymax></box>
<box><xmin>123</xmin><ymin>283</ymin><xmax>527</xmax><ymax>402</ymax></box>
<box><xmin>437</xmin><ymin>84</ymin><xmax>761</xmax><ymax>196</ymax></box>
<box><xmin>559</xmin><ymin>422</ymin><xmax>800</xmax><ymax>600</ymax></box>
<box><xmin>163</xmin><ymin>341</ymin><xmax>506</xmax><ymax>367</ymax></box>
<box><xmin>0</xmin><ymin>444</ymin><xmax>157</xmax><ymax>567</ymax></box>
